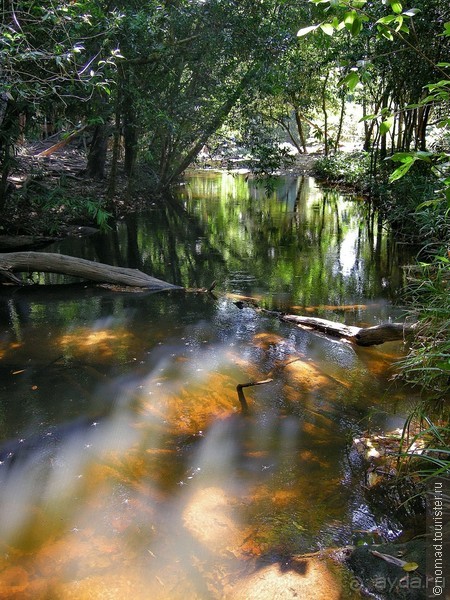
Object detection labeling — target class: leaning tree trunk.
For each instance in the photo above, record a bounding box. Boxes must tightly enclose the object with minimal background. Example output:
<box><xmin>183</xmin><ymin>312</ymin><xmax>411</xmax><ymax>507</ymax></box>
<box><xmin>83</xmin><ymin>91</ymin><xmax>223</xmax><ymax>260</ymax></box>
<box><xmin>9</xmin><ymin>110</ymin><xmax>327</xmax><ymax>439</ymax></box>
<box><xmin>160</xmin><ymin>64</ymin><xmax>261</xmax><ymax>190</ymax></box>
<box><xmin>0</xmin><ymin>252</ymin><xmax>182</xmax><ymax>291</ymax></box>
<box><xmin>293</xmin><ymin>106</ymin><xmax>307</xmax><ymax>154</ymax></box>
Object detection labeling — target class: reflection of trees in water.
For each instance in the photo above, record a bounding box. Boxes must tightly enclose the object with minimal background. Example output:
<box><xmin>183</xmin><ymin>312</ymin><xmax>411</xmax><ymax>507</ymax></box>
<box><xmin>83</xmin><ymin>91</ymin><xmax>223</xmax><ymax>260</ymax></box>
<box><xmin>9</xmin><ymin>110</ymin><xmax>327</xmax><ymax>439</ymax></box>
<box><xmin>0</xmin><ymin>173</ymin><xmax>411</xmax><ymax>334</ymax></box>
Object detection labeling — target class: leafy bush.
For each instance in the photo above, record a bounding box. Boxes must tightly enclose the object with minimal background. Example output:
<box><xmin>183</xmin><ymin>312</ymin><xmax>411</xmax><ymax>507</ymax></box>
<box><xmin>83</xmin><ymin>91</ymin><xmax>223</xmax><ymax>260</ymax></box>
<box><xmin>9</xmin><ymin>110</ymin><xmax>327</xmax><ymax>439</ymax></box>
<box><xmin>373</xmin><ymin>170</ymin><xmax>447</xmax><ymax>243</ymax></box>
<box><xmin>313</xmin><ymin>151</ymin><xmax>371</xmax><ymax>187</ymax></box>
<box><xmin>30</xmin><ymin>188</ymin><xmax>112</xmax><ymax>234</ymax></box>
<box><xmin>314</xmin><ymin>152</ymin><xmax>449</xmax><ymax>244</ymax></box>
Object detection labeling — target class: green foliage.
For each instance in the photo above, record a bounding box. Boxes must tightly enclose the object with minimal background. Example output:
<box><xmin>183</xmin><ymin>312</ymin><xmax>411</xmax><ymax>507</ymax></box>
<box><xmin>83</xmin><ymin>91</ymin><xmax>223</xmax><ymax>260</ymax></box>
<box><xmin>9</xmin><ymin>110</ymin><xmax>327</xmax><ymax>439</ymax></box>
<box><xmin>0</xmin><ymin>1</ymin><xmax>121</xmax><ymax>107</ymax></box>
<box><xmin>392</xmin><ymin>252</ymin><xmax>450</xmax><ymax>499</ymax></box>
<box><xmin>398</xmin><ymin>254</ymin><xmax>450</xmax><ymax>394</ymax></box>
<box><xmin>29</xmin><ymin>189</ymin><xmax>112</xmax><ymax>234</ymax></box>
<box><xmin>113</xmin><ymin>0</ymin><xmax>306</xmax><ymax>189</ymax></box>
<box><xmin>396</xmin><ymin>402</ymin><xmax>450</xmax><ymax>501</ymax></box>
<box><xmin>313</xmin><ymin>151</ymin><xmax>371</xmax><ymax>186</ymax></box>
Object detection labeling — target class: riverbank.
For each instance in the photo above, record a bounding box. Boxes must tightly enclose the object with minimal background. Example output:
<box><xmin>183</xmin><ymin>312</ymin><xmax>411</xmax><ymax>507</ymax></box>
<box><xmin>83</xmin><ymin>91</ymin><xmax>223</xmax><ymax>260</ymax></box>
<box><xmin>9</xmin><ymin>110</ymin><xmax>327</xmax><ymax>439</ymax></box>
<box><xmin>1</xmin><ymin>140</ymin><xmax>321</xmax><ymax>247</ymax></box>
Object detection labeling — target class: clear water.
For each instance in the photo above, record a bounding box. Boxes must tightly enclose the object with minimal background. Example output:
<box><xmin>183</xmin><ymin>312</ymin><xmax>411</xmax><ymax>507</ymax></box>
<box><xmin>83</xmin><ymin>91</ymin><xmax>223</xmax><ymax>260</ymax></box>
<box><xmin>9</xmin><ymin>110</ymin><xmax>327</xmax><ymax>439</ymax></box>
<box><xmin>0</xmin><ymin>173</ymin><xmax>417</xmax><ymax>598</ymax></box>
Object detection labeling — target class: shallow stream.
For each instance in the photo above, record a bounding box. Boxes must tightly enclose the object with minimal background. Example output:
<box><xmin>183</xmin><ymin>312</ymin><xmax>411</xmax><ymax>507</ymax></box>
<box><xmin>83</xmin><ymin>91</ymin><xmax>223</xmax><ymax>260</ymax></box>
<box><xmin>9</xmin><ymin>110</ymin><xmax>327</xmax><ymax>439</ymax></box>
<box><xmin>0</xmin><ymin>173</ymin><xmax>419</xmax><ymax>598</ymax></box>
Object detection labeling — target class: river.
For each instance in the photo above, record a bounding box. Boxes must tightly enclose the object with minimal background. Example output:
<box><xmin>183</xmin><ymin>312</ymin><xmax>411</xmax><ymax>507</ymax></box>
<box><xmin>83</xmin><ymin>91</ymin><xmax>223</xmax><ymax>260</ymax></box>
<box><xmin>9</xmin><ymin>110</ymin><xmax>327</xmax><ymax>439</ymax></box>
<box><xmin>0</xmin><ymin>173</ymin><xmax>419</xmax><ymax>598</ymax></box>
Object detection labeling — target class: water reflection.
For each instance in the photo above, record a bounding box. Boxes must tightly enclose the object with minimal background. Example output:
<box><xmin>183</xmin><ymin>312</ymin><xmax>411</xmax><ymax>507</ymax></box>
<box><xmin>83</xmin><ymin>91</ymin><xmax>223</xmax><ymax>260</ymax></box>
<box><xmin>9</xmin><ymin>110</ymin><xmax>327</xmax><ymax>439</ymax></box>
<box><xmin>0</xmin><ymin>174</ymin><xmax>415</xmax><ymax>598</ymax></box>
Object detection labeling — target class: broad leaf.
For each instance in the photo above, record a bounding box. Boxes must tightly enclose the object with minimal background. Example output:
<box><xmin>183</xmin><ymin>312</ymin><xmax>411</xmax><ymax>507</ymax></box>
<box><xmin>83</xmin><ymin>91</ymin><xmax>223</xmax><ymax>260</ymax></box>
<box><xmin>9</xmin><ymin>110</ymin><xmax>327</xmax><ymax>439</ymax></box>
<box><xmin>377</xmin><ymin>15</ymin><xmax>398</xmax><ymax>25</ymax></box>
<box><xmin>351</xmin><ymin>16</ymin><xmax>362</xmax><ymax>36</ymax></box>
<box><xmin>297</xmin><ymin>24</ymin><xmax>319</xmax><ymax>37</ymax></box>
<box><xmin>380</xmin><ymin>116</ymin><xmax>394</xmax><ymax>135</ymax></box>
<box><xmin>340</xmin><ymin>71</ymin><xmax>360</xmax><ymax>91</ymax></box>
<box><xmin>389</xmin><ymin>0</ymin><xmax>403</xmax><ymax>15</ymax></box>
<box><xmin>389</xmin><ymin>160</ymin><xmax>416</xmax><ymax>182</ymax></box>
<box><xmin>320</xmin><ymin>23</ymin><xmax>335</xmax><ymax>36</ymax></box>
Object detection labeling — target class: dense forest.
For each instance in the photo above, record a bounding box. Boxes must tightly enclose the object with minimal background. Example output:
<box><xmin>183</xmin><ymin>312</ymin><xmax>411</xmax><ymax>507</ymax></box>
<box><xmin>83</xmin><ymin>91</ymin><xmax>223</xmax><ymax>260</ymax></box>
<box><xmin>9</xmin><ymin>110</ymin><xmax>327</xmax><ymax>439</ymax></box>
<box><xmin>0</xmin><ymin>1</ymin><xmax>449</xmax><ymax>596</ymax></box>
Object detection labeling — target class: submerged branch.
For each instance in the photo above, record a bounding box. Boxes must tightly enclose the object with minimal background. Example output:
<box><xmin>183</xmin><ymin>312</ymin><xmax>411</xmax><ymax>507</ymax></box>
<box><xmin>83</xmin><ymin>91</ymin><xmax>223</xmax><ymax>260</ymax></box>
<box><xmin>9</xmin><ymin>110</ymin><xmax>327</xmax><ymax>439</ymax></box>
<box><xmin>236</xmin><ymin>379</ymin><xmax>273</xmax><ymax>415</ymax></box>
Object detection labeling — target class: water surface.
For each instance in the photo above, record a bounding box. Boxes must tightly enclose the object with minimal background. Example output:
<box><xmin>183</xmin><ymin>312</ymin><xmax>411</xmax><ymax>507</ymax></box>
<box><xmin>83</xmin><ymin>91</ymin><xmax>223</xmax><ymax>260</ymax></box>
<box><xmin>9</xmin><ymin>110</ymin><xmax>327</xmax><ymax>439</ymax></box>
<box><xmin>0</xmin><ymin>173</ymin><xmax>416</xmax><ymax>598</ymax></box>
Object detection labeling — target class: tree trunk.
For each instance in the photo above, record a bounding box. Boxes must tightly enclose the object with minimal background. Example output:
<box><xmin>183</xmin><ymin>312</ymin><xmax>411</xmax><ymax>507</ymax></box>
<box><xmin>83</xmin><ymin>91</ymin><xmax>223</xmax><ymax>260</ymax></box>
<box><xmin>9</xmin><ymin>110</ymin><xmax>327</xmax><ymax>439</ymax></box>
<box><xmin>321</xmin><ymin>73</ymin><xmax>329</xmax><ymax>157</ymax></box>
<box><xmin>87</xmin><ymin>124</ymin><xmax>108</xmax><ymax>179</ymax></box>
<box><xmin>123</xmin><ymin>76</ymin><xmax>138</xmax><ymax>178</ymax></box>
<box><xmin>417</xmin><ymin>104</ymin><xmax>430</xmax><ymax>151</ymax></box>
<box><xmin>108</xmin><ymin>75</ymin><xmax>123</xmax><ymax>199</ymax></box>
<box><xmin>334</xmin><ymin>93</ymin><xmax>345</xmax><ymax>153</ymax></box>
<box><xmin>160</xmin><ymin>64</ymin><xmax>261</xmax><ymax>189</ymax></box>
<box><xmin>293</xmin><ymin>107</ymin><xmax>307</xmax><ymax>153</ymax></box>
<box><xmin>0</xmin><ymin>94</ymin><xmax>16</xmax><ymax>211</ymax></box>
<box><xmin>0</xmin><ymin>252</ymin><xmax>182</xmax><ymax>290</ymax></box>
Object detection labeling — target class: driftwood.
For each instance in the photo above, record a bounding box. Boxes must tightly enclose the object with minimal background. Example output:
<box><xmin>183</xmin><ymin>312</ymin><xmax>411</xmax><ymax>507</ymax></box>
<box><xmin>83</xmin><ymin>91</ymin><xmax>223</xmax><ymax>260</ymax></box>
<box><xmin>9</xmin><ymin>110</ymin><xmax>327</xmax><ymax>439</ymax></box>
<box><xmin>235</xmin><ymin>301</ymin><xmax>416</xmax><ymax>347</ymax></box>
<box><xmin>279</xmin><ymin>314</ymin><xmax>416</xmax><ymax>347</ymax></box>
<box><xmin>0</xmin><ymin>252</ymin><xmax>182</xmax><ymax>291</ymax></box>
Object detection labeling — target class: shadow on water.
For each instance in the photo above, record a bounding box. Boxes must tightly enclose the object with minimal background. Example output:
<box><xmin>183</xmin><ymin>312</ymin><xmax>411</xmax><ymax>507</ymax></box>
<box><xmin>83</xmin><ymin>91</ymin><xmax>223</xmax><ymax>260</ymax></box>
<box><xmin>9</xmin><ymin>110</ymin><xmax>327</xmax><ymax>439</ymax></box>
<box><xmin>0</xmin><ymin>174</ymin><xmax>418</xmax><ymax>598</ymax></box>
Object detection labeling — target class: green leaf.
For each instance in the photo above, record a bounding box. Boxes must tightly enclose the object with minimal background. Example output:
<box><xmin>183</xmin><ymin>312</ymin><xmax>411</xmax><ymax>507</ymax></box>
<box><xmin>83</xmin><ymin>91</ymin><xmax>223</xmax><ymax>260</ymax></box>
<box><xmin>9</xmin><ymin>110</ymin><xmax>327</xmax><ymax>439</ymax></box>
<box><xmin>389</xmin><ymin>0</ymin><xmax>403</xmax><ymax>14</ymax></box>
<box><xmin>394</xmin><ymin>15</ymin><xmax>403</xmax><ymax>31</ymax></box>
<box><xmin>390</xmin><ymin>152</ymin><xmax>415</xmax><ymax>162</ymax></box>
<box><xmin>389</xmin><ymin>160</ymin><xmax>415</xmax><ymax>182</ymax></box>
<box><xmin>380</xmin><ymin>116</ymin><xmax>394</xmax><ymax>135</ymax></box>
<box><xmin>319</xmin><ymin>23</ymin><xmax>335</xmax><ymax>36</ymax></box>
<box><xmin>426</xmin><ymin>80</ymin><xmax>450</xmax><ymax>90</ymax></box>
<box><xmin>351</xmin><ymin>16</ymin><xmax>362</xmax><ymax>36</ymax></box>
<box><xmin>344</xmin><ymin>11</ymin><xmax>356</xmax><ymax>29</ymax></box>
<box><xmin>403</xmin><ymin>562</ymin><xmax>419</xmax><ymax>572</ymax></box>
<box><xmin>340</xmin><ymin>71</ymin><xmax>360</xmax><ymax>91</ymax></box>
<box><xmin>360</xmin><ymin>114</ymin><xmax>377</xmax><ymax>122</ymax></box>
<box><xmin>343</xmin><ymin>11</ymin><xmax>362</xmax><ymax>36</ymax></box>
<box><xmin>377</xmin><ymin>14</ymin><xmax>398</xmax><ymax>24</ymax></box>
<box><xmin>297</xmin><ymin>24</ymin><xmax>319</xmax><ymax>37</ymax></box>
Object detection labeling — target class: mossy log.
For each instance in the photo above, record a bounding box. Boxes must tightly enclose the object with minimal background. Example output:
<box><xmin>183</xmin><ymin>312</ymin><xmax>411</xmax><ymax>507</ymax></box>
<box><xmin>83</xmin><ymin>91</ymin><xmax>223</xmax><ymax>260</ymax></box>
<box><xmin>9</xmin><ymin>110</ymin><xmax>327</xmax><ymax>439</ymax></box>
<box><xmin>280</xmin><ymin>314</ymin><xmax>415</xmax><ymax>346</ymax></box>
<box><xmin>0</xmin><ymin>252</ymin><xmax>182</xmax><ymax>291</ymax></box>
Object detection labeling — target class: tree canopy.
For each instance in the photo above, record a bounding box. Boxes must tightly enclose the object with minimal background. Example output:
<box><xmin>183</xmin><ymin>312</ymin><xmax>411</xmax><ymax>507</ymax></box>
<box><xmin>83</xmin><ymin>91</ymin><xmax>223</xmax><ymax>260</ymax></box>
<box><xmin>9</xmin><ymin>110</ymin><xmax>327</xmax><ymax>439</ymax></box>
<box><xmin>1</xmin><ymin>0</ymin><xmax>449</xmax><ymax>203</ymax></box>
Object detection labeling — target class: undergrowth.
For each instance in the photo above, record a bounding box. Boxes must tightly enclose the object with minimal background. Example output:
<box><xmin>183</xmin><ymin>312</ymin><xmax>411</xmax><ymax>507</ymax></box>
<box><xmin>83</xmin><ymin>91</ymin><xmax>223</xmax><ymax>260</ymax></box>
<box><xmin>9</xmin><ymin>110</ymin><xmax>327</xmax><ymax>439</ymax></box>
<box><xmin>313</xmin><ymin>150</ymin><xmax>371</xmax><ymax>187</ymax></box>
<box><xmin>10</xmin><ymin>186</ymin><xmax>112</xmax><ymax>235</ymax></box>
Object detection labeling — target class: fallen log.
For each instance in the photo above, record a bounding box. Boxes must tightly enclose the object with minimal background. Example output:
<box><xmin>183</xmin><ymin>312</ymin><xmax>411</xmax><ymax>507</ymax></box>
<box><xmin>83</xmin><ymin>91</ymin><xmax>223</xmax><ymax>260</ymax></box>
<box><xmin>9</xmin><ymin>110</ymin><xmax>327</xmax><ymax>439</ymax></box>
<box><xmin>0</xmin><ymin>252</ymin><xmax>182</xmax><ymax>291</ymax></box>
<box><xmin>279</xmin><ymin>315</ymin><xmax>416</xmax><ymax>346</ymax></box>
<box><xmin>35</xmin><ymin>126</ymin><xmax>88</xmax><ymax>158</ymax></box>
<box><xmin>234</xmin><ymin>301</ymin><xmax>416</xmax><ymax>347</ymax></box>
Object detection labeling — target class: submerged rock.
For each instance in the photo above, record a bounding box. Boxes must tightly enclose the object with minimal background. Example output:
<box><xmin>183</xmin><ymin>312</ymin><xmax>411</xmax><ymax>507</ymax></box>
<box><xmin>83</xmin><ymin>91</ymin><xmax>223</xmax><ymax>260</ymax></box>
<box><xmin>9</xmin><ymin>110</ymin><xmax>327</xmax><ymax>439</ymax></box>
<box><xmin>346</xmin><ymin>540</ymin><xmax>427</xmax><ymax>600</ymax></box>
